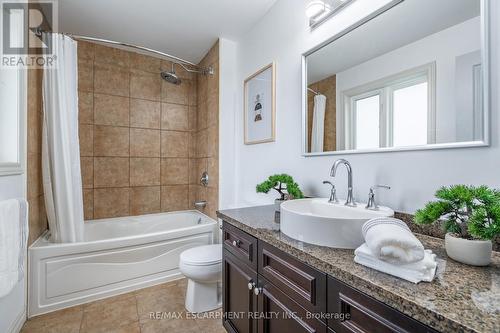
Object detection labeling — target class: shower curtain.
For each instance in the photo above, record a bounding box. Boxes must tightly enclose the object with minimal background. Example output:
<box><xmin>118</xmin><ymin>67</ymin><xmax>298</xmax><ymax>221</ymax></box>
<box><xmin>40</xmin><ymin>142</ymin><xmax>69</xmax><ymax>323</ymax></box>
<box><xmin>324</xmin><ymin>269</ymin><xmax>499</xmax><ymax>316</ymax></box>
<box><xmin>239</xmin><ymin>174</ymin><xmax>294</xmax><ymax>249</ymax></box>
<box><xmin>42</xmin><ymin>34</ymin><xmax>84</xmax><ymax>243</ymax></box>
<box><xmin>311</xmin><ymin>94</ymin><xmax>327</xmax><ymax>152</ymax></box>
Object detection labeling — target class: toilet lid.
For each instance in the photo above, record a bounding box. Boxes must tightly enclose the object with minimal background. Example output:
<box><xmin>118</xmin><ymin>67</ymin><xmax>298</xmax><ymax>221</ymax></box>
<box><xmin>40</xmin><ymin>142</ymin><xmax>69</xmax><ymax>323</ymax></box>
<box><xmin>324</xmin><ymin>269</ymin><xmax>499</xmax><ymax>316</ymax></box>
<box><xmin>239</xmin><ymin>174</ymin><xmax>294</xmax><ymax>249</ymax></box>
<box><xmin>181</xmin><ymin>244</ymin><xmax>222</xmax><ymax>266</ymax></box>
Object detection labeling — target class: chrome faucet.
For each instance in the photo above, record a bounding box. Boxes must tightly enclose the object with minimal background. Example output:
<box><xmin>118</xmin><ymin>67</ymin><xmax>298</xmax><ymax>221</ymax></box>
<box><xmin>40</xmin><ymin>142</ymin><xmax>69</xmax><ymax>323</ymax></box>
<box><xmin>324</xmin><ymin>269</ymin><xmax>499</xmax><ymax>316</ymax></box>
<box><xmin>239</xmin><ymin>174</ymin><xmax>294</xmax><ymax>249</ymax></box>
<box><xmin>330</xmin><ymin>159</ymin><xmax>356</xmax><ymax>207</ymax></box>
<box><xmin>365</xmin><ymin>185</ymin><xmax>391</xmax><ymax>210</ymax></box>
<box><xmin>322</xmin><ymin>181</ymin><xmax>339</xmax><ymax>204</ymax></box>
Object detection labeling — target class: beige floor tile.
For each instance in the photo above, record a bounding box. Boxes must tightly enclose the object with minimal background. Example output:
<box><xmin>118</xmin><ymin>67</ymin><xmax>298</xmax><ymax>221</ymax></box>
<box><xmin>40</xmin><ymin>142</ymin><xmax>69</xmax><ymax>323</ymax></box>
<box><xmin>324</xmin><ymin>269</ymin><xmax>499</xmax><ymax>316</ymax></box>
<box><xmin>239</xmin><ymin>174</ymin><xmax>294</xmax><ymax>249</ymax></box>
<box><xmin>195</xmin><ymin>317</ymin><xmax>226</xmax><ymax>333</ymax></box>
<box><xmin>197</xmin><ymin>308</ymin><xmax>225</xmax><ymax>332</ymax></box>
<box><xmin>90</xmin><ymin>322</ymin><xmax>140</xmax><ymax>333</ymax></box>
<box><xmin>81</xmin><ymin>293</ymin><xmax>138</xmax><ymax>333</ymax></box>
<box><xmin>21</xmin><ymin>306</ymin><xmax>83</xmax><ymax>333</ymax></box>
<box><xmin>83</xmin><ymin>292</ymin><xmax>135</xmax><ymax>311</ymax></box>
<box><xmin>136</xmin><ymin>282</ymin><xmax>186</xmax><ymax>323</ymax></box>
<box><xmin>140</xmin><ymin>315</ymin><xmax>199</xmax><ymax>333</ymax></box>
<box><xmin>20</xmin><ymin>279</ymin><xmax>216</xmax><ymax>333</ymax></box>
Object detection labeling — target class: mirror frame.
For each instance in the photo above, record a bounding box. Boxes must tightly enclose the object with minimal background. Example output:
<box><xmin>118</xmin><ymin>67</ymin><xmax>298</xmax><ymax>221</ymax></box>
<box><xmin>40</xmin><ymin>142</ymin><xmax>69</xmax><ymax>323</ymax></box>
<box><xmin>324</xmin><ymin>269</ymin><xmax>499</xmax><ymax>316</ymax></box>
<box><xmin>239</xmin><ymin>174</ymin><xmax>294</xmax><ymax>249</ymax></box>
<box><xmin>301</xmin><ymin>0</ymin><xmax>491</xmax><ymax>157</ymax></box>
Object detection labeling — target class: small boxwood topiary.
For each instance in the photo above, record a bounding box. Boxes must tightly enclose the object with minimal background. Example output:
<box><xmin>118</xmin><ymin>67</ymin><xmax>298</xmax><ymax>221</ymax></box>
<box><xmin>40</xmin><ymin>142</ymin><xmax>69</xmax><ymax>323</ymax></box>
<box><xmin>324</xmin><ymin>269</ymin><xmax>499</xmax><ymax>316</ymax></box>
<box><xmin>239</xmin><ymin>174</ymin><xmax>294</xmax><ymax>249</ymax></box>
<box><xmin>256</xmin><ymin>174</ymin><xmax>304</xmax><ymax>201</ymax></box>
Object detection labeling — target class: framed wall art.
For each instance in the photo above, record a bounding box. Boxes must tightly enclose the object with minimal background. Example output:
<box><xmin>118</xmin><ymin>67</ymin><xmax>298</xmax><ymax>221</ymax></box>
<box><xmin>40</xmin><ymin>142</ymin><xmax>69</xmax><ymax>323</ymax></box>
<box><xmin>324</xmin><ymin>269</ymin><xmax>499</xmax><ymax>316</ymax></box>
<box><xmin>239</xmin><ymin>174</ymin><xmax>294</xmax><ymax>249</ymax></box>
<box><xmin>244</xmin><ymin>62</ymin><xmax>276</xmax><ymax>144</ymax></box>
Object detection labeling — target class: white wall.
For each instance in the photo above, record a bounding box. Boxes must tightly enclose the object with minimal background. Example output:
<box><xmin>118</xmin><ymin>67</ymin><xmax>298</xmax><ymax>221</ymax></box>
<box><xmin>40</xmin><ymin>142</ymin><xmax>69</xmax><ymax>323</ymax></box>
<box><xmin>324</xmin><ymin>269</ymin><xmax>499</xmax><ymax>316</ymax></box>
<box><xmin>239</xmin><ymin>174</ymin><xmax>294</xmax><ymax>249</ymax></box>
<box><xmin>336</xmin><ymin>17</ymin><xmax>480</xmax><ymax>144</ymax></box>
<box><xmin>219</xmin><ymin>0</ymin><xmax>500</xmax><ymax>214</ymax></box>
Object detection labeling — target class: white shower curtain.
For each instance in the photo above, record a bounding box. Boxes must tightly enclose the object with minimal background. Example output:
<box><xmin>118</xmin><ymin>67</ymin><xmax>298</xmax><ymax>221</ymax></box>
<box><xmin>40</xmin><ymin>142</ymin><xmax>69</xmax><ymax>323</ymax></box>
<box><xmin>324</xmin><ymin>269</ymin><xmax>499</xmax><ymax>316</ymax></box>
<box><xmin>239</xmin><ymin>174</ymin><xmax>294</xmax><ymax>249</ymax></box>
<box><xmin>311</xmin><ymin>94</ymin><xmax>327</xmax><ymax>152</ymax></box>
<box><xmin>42</xmin><ymin>34</ymin><xmax>84</xmax><ymax>243</ymax></box>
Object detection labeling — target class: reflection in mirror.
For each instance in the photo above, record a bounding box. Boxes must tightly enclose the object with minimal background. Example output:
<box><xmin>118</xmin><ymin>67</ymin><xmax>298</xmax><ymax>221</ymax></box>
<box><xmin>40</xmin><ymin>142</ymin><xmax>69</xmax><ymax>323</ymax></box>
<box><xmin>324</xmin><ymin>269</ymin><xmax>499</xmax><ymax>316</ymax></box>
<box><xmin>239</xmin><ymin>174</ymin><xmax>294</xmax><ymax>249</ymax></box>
<box><xmin>304</xmin><ymin>0</ymin><xmax>486</xmax><ymax>154</ymax></box>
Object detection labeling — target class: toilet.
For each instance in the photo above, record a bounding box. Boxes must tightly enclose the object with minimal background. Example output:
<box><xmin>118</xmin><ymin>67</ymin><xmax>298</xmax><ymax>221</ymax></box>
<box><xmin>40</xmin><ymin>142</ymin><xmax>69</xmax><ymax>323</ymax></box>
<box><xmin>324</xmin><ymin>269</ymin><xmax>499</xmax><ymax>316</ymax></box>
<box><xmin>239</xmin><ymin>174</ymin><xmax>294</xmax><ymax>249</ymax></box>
<box><xmin>179</xmin><ymin>244</ymin><xmax>222</xmax><ymax>313</ymax></box>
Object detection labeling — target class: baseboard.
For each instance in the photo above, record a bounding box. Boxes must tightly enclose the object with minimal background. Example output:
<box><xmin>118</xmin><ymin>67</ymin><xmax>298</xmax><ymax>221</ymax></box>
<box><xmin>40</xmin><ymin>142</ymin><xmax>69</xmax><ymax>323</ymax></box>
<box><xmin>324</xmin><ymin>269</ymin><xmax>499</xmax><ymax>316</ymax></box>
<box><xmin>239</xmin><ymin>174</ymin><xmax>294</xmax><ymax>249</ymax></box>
<box><xmin>8</xmin><ymin>310</ymin><xmax>26</xmax><ymax>333</ymax></box>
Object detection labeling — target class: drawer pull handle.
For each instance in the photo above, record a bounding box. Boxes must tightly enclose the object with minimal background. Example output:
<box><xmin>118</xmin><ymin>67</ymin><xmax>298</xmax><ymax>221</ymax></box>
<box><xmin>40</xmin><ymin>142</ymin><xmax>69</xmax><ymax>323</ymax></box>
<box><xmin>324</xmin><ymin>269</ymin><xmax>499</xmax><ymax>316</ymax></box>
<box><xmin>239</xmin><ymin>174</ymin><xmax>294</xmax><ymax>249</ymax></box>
<box><xmin>248</xmin><ymin>282</ymin><xmax>256</xmax><ymax>290</ymax></box>
<box><xmin>254</xmin><ymin>287</ymin><xmax>262</xmax><ymax>296</ymax></box>
<box><xmin>232</xmin><ymin>240</ymin><xmax>241</xmax><ymax>247</ymax></box>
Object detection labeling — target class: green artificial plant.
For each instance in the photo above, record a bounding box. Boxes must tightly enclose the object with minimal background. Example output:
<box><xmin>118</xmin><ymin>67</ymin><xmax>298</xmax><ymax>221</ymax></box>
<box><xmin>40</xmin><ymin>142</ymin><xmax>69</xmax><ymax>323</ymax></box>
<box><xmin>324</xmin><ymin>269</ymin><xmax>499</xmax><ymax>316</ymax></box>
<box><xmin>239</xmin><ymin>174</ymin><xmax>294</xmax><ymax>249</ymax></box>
<box><xmin>414</xmin><ymin>185</ymin><xmax>500</xmax><ymax>240</ymax></box>
<box><xmin>256</xmin><ymin>174</ymin><xmax>304</xmax><ymax>200</ymax></box>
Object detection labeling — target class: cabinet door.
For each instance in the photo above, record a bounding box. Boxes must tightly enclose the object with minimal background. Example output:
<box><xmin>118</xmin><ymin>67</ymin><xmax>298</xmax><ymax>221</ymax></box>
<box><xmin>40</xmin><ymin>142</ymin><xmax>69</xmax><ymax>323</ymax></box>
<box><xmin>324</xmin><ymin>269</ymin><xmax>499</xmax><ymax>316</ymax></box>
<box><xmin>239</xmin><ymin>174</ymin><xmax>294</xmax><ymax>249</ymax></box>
<box><xmin>258</xmin><ymin>277</ymin><xmax>327</xmax><ymax>333</ymax></box>
<box><xmin>223</xmin><ymin>250</ymin><xmax>258</xmax><ymax>333</ymax></box>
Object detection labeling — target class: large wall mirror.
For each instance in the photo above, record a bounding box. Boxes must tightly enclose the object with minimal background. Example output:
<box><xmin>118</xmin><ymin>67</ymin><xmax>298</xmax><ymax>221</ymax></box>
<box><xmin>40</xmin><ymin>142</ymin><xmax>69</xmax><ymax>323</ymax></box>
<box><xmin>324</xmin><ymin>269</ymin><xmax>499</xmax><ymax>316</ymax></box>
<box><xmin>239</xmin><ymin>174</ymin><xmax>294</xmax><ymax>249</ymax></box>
<box><xmin>302</xmin><ymin>0</ymin><xmax>490</xmax><ymax>155</ymax></box>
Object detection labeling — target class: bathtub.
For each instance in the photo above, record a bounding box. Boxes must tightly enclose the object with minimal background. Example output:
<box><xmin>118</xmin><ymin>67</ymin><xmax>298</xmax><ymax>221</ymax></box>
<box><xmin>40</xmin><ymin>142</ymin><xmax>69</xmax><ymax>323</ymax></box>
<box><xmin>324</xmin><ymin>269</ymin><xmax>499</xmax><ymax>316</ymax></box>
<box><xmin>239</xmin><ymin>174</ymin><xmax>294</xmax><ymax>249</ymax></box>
<box><xmin>28</xmin><ymin>210</ymin><xmax>218</xmax><ymax>317</ymax></box>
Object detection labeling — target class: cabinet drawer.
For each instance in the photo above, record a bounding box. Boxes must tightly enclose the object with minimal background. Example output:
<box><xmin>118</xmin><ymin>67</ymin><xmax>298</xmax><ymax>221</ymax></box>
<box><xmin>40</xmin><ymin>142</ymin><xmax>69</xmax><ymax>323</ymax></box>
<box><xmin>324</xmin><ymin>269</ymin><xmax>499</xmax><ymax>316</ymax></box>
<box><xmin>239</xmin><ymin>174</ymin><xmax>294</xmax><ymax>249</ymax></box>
<box><xmin>223</xmin><ymin>222</ymin><xmax>258</xmax><ymax>270</ymax></box>
<box><xmin>258</xmin><ymin>242</ymin><xmax>327</xmax><ymax>315</ymax></box>
<box><xmin>328</xmin><ymin>276</ymin><xmax>438</xmax><ymax>333</ymax></box>
<box><xmin>258</xmin><ymin>277</ymin><xmax>327</xmax><ymax>333</ymax></box>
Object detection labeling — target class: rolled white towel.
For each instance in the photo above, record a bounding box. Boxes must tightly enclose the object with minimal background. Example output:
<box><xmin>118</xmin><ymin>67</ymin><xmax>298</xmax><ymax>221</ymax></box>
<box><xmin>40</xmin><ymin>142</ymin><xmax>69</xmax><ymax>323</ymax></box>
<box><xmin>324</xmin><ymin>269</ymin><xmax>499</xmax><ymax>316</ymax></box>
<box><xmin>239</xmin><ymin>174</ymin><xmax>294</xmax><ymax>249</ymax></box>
<box><xmin>362</xmin><ymin>217</ymin><xmax>425</xmax><ymax>264</ymax></box>
<box><xmin>354</xmin><ymin>244</ymin><xmax>437</xmax><ymax>284</ymax></box>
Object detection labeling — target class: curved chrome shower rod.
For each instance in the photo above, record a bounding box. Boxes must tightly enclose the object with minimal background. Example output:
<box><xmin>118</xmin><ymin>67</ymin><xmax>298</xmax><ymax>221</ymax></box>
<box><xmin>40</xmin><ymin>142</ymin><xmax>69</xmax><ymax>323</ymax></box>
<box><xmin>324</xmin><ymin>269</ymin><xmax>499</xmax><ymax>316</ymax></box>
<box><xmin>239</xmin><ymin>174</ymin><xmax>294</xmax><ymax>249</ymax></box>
<box><xmin>33</xmin><ymin>28</ymin><xmax>214</xmax><ymax>75</ymax></box>
<box><xmin>308</xmin><ymin>87</ymin><xmax>321</xmax><ymax>95</ymax></box>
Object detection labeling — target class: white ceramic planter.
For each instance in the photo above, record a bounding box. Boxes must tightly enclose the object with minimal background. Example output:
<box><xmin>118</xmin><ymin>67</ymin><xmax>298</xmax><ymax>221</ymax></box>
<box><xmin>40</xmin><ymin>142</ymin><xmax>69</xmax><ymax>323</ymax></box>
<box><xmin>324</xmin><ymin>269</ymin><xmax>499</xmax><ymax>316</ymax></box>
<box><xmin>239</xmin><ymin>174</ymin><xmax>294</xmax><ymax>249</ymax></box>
<box><xmin>275</xmin><ymin>199</ymin><xmax>285</xmax><ymax>213</ymax></box>
<box><xmin>445</xmin><ymin>233</ymin><xmax>492</xmax><ymax>266</ymax></box>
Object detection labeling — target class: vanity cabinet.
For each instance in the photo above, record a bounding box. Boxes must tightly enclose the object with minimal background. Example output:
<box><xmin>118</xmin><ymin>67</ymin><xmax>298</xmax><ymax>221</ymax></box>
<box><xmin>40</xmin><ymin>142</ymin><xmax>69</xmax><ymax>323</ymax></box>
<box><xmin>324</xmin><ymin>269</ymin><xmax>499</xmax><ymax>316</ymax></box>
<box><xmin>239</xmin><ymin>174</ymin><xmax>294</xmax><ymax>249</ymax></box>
<box><xmin>222</xmin><ymin>222</ymin><xmax>438</xmax><ymax>333</ymax></box>
<box><xmin>223</xmin><ymin>223</ymin><xmax>325</xmax><ymax>333</ymax></box>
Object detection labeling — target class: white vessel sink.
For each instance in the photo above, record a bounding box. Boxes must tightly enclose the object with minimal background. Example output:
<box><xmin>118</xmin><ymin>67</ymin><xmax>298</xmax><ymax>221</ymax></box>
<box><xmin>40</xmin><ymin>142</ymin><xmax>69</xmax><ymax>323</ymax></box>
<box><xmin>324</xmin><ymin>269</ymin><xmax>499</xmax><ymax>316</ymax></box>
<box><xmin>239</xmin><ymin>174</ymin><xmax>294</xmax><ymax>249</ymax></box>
<box><xmin>280</xmin><ymin>198</ymin><xmax>394</xmax><ymax>249</ymax></box>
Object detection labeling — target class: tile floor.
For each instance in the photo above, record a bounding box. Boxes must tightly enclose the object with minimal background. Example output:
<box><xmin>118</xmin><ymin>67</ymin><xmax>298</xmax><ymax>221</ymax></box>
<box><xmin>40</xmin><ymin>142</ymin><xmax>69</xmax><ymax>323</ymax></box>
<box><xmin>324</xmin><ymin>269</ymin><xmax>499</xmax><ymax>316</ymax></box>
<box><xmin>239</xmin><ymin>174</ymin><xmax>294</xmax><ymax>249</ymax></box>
<box><xmin>21</xmin><ymin>278</ymin><xmax>226</xmax><ymax>333</ymax></box>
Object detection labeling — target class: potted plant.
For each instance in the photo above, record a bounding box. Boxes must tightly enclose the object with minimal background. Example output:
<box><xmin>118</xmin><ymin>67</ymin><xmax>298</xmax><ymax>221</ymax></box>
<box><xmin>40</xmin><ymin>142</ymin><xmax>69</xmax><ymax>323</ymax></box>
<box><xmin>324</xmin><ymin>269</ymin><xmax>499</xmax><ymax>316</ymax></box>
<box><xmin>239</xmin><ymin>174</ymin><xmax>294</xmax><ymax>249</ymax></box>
<box><xmin>414</xmin><ymin>185</ymin><xmax>500</xmax><ymax>266</ymax></box>
<box><xmin>256</xmin><ymin>174</ymin><xmax>304</xmax><ymax>212</ymax></box>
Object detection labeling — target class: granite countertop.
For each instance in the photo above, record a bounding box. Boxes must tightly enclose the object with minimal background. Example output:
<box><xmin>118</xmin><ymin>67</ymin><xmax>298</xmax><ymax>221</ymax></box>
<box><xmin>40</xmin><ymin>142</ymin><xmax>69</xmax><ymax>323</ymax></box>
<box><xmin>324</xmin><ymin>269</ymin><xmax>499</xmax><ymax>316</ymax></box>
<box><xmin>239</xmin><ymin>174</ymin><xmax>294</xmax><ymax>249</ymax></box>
<box><xmin>217</xmin><ymin>205</ymin><xmax>500</xmax><ymax>333</ymax></box>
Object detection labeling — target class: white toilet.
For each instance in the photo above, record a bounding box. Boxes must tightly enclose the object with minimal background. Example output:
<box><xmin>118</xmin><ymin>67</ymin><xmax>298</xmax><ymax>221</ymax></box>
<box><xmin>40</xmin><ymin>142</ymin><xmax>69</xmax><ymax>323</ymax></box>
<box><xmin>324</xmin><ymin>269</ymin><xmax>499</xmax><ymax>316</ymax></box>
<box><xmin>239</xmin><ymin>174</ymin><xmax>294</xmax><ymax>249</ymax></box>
<box><xmin>179</xmin><ymin>244</ymin><xmax>222</xmax><ymax>313</ymax></box>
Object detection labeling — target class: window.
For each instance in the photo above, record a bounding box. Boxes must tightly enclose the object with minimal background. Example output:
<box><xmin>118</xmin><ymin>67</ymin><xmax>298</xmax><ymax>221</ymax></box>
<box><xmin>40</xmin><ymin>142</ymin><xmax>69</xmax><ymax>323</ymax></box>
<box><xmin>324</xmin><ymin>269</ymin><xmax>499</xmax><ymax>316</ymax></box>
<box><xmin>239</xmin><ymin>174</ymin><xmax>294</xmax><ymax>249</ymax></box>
<box><xmin>0</xmin><ymin>8</ymin><xmax>26</xmax><ymax>176</ymax></box>
<box><xmin>354</xmin><ymin>94</ymin><xmax>380</xmax><ymax>150</ymax></box>
<box><xmin>392</xmin><ymin>80</ymin><xmax>429</xmax><ymax>147</ymax></box>
<box><xmin>342</xmin><ymin>63</ymin><xmax>436</xmax><ymax>150</ymax></box>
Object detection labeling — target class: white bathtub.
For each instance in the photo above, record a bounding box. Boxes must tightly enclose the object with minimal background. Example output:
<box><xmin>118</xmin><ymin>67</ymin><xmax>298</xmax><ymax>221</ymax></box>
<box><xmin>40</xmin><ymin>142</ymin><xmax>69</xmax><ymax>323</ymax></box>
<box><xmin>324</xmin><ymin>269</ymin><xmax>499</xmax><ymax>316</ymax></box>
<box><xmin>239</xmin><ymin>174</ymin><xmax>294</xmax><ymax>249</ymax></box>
<box><xmin>28</xmin><ymin>210</ymin><xmax>218</xmax><ymax>317</ymax></box>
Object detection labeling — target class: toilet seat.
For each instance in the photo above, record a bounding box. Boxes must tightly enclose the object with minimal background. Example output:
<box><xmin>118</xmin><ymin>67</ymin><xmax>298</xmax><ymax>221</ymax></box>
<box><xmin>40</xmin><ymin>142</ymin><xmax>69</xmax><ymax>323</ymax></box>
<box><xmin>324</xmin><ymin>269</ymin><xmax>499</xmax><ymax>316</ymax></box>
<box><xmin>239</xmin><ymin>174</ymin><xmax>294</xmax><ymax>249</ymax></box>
<box><xmin>180</xmin><ymin>244</ymin><xmax>221</xmax><ymax>266</ymax></box>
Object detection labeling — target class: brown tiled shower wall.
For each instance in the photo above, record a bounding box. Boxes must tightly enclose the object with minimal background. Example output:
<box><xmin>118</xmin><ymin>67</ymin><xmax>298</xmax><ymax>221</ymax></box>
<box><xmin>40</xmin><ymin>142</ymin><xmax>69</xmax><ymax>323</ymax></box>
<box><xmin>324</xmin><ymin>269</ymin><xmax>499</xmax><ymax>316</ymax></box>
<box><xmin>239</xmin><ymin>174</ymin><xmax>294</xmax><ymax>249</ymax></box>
<box><xmin>77</xmin><ymin>40</ymin><xmax>219</xmax><ymax>220</ymax></box>
<box><xmin>189</xmin><ymin>42</ymin><xmax>219</xmax><ymax>220</ymax></box>
<box><xmin>27</xmin><ymin>68</ymin><xmax>48</xmax><ymax>245</ymax></box>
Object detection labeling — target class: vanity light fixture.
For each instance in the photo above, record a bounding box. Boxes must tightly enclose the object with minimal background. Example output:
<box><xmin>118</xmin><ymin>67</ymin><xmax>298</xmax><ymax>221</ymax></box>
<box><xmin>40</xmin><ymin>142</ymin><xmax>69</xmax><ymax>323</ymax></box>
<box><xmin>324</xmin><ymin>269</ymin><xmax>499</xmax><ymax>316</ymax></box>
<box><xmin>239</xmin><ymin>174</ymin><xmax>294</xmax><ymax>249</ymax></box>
<box><xmin>306</xmin><ymin>0</ymin><xmax>354</xmax><ymax>29</ymax></box>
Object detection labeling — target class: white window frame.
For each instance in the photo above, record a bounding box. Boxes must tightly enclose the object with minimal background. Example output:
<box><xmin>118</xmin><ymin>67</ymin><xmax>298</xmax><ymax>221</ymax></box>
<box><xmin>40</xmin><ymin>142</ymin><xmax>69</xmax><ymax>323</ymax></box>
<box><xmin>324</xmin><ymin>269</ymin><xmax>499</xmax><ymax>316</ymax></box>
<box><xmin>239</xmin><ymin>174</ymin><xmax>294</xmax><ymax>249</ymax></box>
<box><xmin>341</xmin><ymin>62</ymin><xmax>436</xmax><ymax>150</ymax></box>
<box><xmin>0</xmin><ymin>7</ymin><xmax>27</xmax><ymax>176</ymax></box>
<box><xmin>348</xmin><ymin>89</ymin><xmax>384</xmax><ymax>150</ymax></box>
<box><xmin>472</xmin><ymin>63</ymin><xmax>483</xmax><ymax>141</ymax></box>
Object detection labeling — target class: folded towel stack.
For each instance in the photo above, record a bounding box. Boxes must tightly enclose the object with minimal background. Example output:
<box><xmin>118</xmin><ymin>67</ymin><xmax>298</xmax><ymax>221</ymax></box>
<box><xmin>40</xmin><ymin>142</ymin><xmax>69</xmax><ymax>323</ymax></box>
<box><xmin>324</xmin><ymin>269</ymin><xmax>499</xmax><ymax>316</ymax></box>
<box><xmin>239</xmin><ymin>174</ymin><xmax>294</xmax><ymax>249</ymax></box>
<box><xmin>355</xmin><ymin>217</ymin><xmax>437</xmax><ymax>283</ymax></box>
<box><xmin>0</xmin><ymin>199</ymin><xmax>29</xmax><ymax>298</ymax></box>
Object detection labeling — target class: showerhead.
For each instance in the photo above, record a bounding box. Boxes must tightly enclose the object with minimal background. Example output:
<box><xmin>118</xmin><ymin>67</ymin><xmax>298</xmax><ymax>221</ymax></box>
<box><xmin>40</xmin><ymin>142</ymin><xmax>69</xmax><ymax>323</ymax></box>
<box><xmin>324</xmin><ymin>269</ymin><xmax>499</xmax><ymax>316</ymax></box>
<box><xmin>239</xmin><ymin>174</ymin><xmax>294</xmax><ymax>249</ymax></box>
<box><xmin>161</xmin><ymin>71</ymin><xmax>181</xmax><ymax>85</ymax></box>
<box><xmin>161</xmin><ymin>63</ymin><xmax>181</xmax><ymax>85</ymax></box>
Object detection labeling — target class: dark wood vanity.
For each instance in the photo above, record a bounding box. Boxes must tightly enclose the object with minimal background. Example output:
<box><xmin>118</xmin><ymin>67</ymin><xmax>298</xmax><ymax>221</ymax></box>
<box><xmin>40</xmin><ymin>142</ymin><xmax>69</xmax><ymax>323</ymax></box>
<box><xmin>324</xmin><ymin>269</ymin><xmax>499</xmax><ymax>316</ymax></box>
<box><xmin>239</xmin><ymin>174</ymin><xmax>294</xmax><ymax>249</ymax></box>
<box><xmin>221</xmin><ymin>221</ymin><xmax>438</xmax><ymax>333</ymax></box>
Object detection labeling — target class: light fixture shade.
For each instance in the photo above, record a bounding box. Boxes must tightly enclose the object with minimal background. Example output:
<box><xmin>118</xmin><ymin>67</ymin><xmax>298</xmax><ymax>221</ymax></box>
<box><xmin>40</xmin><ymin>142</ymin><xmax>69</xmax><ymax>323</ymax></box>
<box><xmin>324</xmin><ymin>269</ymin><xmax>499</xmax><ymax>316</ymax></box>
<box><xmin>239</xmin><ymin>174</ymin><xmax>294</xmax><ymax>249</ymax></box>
<box><xmin>307</xmin><ymin>0</ymin><xmax>354</xmax><ymax>29</ymax></box>
<box><xmin>306</xmin><ymin>0</ymin><xmax>327</xmax><ymax>19</ymax></box>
